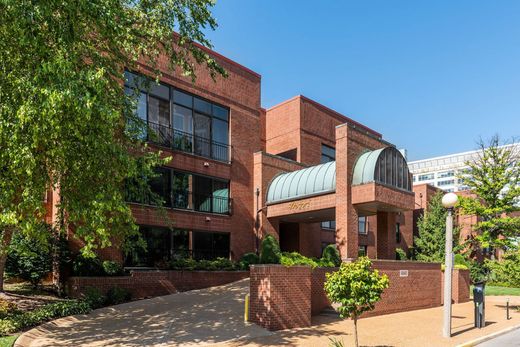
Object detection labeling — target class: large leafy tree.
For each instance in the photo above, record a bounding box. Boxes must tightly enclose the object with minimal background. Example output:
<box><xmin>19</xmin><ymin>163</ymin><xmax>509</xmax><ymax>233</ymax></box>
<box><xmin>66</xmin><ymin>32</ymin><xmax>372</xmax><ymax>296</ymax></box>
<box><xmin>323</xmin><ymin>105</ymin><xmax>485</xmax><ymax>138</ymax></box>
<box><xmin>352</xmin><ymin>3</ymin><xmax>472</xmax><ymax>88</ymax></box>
<box><xmin>414</xmin><ymin>191</ymin><xmax>460</xmax><ymax>262</ymax></box>
<box><xmin>0</xmin><ymin>0</ymin><xmax>226</xmax><ymax>290</ymax></box>
<box><xmin>458</xmin><ymin>136</ymin><xmax>520</xmax><ymax>256</ymax></box>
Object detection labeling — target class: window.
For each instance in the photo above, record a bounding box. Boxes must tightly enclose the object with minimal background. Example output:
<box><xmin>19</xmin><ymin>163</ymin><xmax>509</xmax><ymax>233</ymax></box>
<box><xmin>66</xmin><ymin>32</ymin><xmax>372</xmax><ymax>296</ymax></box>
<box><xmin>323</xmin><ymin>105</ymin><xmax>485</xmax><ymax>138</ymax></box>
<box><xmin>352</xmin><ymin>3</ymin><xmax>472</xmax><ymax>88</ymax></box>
<box><xmin>373</xmin><ymin>147</ymin><xmax>412</xmax><ymax>191</ymax></box>
<box><xmin>358</xmin><ymin>245</ymin><xmax>367</xmax><ymax>257</ymax></box>
<box><xmin>437</xmin><ymin>179</ymin><xmax>455</xmax><ymax>187</ymax></box>
<box><xmin>438</xmin><ymin>170</ymin><xmax>455</xmax><ymax>178</ymax></box>
<box><xmin>418</xmin><ymin>173</ymin><xmax>434</xmax><ymax>181</ymax></box>
<box><xmin>125</xmin><ymin>71</ymin><xmax>230</xmax><ymax>162</ymax></box>
<box><xmin>396</xmin><ymin>223</ymin><xmax>401</xmax><ymax>243</ymax></box>
<box><xmin>321</xmin><ymin>144</ymin><xmax>335</xmax><ymax>163</ymax></box>
<box><xmin>127</xmin><ymin>167</ymin><xmax>231</xmax><ymax>215</ymax></box>
<box><xmin>358</xmin><ymin>216</ymin><xmax>368</xmax><ymax>234</ymax></box>
<box><xmin>192</xmin><ymin>231</ymin><xmax>230</xmax><ymax>260</ymax></box>
<box><xmin>321</xmin><ymin>221</ymin><xmax>336</xmax><ymax>230</ymax></box>
<box><xmin>125</xmin><ymin>227</ymin><xmax>229</xmax><ymax>266</ymax></box>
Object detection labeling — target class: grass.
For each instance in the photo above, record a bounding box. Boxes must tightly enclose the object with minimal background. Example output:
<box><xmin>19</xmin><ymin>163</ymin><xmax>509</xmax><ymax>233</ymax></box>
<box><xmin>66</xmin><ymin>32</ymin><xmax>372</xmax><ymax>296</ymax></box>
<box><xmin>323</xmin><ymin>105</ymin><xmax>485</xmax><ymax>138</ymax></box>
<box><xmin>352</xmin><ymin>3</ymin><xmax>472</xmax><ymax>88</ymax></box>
<box><xmin>0</xmin><ymin>335</ymin><xmax>18</xmax><ymax>347</ymax></box>
<box><xmin>470</xmin><ymin>285</ymin><xmax>520</xmax><ymax>296</ymax></box>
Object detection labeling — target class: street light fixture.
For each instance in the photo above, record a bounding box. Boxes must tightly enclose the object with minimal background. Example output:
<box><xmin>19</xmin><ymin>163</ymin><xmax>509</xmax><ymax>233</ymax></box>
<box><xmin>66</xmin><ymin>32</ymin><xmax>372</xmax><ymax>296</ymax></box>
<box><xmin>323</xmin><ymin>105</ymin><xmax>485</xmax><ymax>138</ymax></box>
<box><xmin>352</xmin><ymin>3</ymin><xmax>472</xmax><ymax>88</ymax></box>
<box><xmin>442</xmin><ymin>192</ymin><xmax>458</xmax><ymax>338</ymax></box>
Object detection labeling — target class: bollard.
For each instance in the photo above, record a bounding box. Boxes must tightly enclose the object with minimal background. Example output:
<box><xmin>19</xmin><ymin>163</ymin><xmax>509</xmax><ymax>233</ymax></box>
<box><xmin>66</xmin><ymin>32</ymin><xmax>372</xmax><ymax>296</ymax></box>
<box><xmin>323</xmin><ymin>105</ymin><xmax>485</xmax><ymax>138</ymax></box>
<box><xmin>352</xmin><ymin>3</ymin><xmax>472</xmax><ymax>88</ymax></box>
<box><xmin>507</xmin><ymin>298</ymin><xmax>510</xmax><ymax>320</ymax></box>
<box><xmin>244</xmin><ymin>294</ymin><xmax>250</xmax><ymax>322</ymax></box>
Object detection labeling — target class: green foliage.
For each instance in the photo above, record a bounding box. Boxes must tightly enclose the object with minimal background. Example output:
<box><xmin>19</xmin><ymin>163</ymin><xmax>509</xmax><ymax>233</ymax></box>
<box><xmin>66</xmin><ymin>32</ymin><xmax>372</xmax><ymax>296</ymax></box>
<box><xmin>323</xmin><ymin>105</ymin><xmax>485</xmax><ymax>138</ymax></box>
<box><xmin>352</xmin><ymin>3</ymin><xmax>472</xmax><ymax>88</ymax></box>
<box><xmin>280</xmin><ymin>252</ymin><xmax>320</xmax><ymax>268</ymax></box>
<box><xmin>83</xmin><ymin>287</ymin><xmax>106</xmax><ymax>309</ymax></box>
<box><xmin>0</xmin><ymin>301</ymin><xmax>18</xmax><ymax>320</ymax></box>
<box><xmin>5</xmin><ymin>232</ymin><xmax>51</xmax><ymax>288</ymax></box>
<box><xmin>72</xmin><ymin>255</ymin><xmax>105</xmax><ymax>277</ymax></box>
<box><xmin>485</xmin><ymin>250</ymin><xmax>520</xmax><ymax>287</ymax></box>
<box><xmin>328</xmin><ymin>337</ymin><xmax>346</xmax><ymax>347</ymax></box>
<box><xmin>102</xmin><ymin>261</ymin><xmax>124</xmax><ymax>276</ymax></box>
<box><xmin>414</xmin><ymin>192</ymin><xmax>460</xmax><ymax>262</ymax></box>
<box><xmin>395</xmin><ymin>248</ymin><xmax>407</xmax><ymax>260</ymax></box>
<box><xmin>0</xmin><ymin>301</ymin><xmax>91</xmax><ymax>336</ymax></box>
<box><xmin>321</xmin><ymin>245</ymin><xmax>341</xmax><ymax>267</ymax></box>
<box><xmin>105</xmin><ymin>287</ymin><xmax>132</xmax><ymax>306</ymax></box>
<box><xmin>259</xmin><ymin>235</ymin><xmax>281</xmax><ymax>264</ymax></box>
<box><xmin>239</xmin><ymin>252</ymin><xmax>260</xmax><ymax>270</ymax></box>
<box><xmin>0</xmin><ymin>1</ymin><xmax>226</xmax><ymax>281</ymax></box>
<box><xmin>324</xmin><ymin>257</ymin><xmax>389</xmax><ymax>320</ymax></box>
<box><xmin>458</xmin><ymin>136</ymin><xmax>520</xmax><ymax>250</ymax></box>
<box><xmin>168</xmin><ymin>257</ymin><xmax>241</xmax><ymax>271</ymax></box>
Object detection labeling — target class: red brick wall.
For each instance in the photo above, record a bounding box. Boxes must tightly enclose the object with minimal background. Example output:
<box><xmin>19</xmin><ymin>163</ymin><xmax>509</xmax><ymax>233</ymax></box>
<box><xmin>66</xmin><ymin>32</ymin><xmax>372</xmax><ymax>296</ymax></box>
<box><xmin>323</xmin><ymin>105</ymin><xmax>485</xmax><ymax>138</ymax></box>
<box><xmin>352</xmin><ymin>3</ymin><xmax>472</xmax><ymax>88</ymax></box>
<box><xmin>249</xmin><ymin>265</ymin><xmax>311</xmax><ymax>330</ymax></box>
<box><xmin>441</xmin><ymin>269</ymin><xmax>471</xmax><ymax>304</ymax></box>
<box><xmin>250</xmin><ymin>262</ymin><xmax>470</xmax><ymax>331</ymax></box>
<box><xmin>67</xmin><ymin>270</ymin><xmax>249</xmax><ymax>299</ymax></box>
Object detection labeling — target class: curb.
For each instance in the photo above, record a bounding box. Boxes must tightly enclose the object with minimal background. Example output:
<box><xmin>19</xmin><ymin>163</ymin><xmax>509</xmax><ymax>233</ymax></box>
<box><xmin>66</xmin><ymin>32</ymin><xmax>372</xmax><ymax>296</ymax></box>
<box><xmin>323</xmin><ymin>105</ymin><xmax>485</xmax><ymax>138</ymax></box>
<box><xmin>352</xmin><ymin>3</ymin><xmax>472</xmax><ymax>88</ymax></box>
<box><xmin>455</xmin><ymin>324</ymin><xmax>520</xmax><ymax>347</ymax></box>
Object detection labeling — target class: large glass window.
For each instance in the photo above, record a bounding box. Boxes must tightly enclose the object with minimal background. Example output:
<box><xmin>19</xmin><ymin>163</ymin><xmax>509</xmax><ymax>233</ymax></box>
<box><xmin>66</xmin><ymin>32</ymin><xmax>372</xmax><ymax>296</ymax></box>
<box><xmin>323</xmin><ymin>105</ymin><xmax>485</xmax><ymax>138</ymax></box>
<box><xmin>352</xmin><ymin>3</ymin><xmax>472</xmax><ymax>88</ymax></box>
<box><xmin>321</xmin><ymin>221</ymin><xmax>336</xmax><ymax>230</ymax></box>
<box><xmin>321</xmin><ymin>144</ymin><xmax>336</xmax><ymax>163</ymax></box>
<box><xmin>125</xmin><ymin>227</ymin><xmax>229</xmax><ymax>266</ymax></box>
<box><xmin>127</xmin><ymin>167</ymin><xmax>230</xmax><ymax>215</ymax></box>
<box><xmin>358</xmin><ymin>245</ymin><xmax>367</xmax><ymax>257</ymax></box>
<box><xmin>125</xmin><ymin>71</ymin><xmax>230</xmax><ymax>162</ymax></box>
<box><xmin>396</xmin><ymin>223</ymin><xmax>401</xmax><ymax>243</ymax></box>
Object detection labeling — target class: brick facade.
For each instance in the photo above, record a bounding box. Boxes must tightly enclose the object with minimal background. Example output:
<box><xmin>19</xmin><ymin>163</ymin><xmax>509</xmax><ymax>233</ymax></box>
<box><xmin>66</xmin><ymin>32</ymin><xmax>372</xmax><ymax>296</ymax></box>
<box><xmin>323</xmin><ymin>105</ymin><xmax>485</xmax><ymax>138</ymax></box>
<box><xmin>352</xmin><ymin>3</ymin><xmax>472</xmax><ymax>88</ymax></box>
<box><xmin>250</xmin><ymin>263</ymin><xmax>470</xmax><ymax>331</ymax></box>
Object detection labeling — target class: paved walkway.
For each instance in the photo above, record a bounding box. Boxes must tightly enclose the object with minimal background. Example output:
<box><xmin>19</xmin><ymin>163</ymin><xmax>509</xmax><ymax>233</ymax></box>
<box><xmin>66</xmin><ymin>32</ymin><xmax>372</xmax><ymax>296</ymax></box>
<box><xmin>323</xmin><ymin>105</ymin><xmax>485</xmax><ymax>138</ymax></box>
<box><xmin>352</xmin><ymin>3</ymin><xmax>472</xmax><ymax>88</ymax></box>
<box><xmin>15</xmin><ymin>279</ymin><xmax>271</xmax><ymax>347</ymax></box>
<box><xmin>15</xmin><ymin>281</ymin><xmax>520</xmax><ymax>347</ymax></box>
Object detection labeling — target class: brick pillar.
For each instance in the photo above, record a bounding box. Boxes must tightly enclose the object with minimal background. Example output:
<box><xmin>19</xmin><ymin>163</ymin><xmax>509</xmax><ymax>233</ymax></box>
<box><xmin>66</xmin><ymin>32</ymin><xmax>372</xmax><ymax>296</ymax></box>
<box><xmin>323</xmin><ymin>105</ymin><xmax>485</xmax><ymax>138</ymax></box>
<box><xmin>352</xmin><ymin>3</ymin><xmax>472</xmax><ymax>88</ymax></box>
<box><xmin>335</xmin><ymin>124</ymin><xmax>358</xmax><ymax>260</ymax></box>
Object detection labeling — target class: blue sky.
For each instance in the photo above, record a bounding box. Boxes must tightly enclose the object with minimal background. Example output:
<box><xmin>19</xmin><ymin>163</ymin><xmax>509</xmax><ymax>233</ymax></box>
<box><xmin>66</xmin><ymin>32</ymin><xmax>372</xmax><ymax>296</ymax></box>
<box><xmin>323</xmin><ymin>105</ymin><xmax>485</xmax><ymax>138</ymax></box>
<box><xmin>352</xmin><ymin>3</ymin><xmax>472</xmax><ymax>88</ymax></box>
<box><xmin>206</xmin><ymin>1</ymin><xmax>520</xmax><ymax>160</ymax></box>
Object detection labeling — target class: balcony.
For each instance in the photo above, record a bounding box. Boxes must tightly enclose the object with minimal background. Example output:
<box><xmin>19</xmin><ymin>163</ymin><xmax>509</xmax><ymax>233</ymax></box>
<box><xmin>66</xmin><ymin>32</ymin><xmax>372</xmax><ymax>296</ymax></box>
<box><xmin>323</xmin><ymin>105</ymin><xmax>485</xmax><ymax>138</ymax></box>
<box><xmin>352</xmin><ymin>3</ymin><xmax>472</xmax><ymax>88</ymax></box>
<box><xmin>147</xmin><ymin>122</ymin><xmax>231</xmax><ymax>163</ymax></box>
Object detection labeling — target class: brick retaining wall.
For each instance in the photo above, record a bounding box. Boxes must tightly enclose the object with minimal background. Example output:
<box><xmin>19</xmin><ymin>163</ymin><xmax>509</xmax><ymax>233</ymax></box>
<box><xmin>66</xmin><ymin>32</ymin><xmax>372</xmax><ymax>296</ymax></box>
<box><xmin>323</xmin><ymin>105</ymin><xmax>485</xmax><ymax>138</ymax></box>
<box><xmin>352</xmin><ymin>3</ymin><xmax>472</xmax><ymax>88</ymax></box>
<box><xmin>67</xmin><ymin>270</ymin><xmax>249</xmax><ymax>299</ymax></box>
<box><xmin>250</xmin><ymin>262</ymin><xmax>470</xmax><ymax>331</ymax></box>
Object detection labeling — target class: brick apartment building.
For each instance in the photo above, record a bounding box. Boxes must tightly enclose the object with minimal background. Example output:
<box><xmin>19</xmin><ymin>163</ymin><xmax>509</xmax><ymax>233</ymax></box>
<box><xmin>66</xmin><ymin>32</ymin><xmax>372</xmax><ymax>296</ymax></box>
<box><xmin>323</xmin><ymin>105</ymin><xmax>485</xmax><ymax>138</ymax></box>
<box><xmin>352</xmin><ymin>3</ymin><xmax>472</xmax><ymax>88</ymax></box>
<box><xmin>46</xmin><ymin>45</ymin><xmax>421</xmax><ymax>266</ymax></box>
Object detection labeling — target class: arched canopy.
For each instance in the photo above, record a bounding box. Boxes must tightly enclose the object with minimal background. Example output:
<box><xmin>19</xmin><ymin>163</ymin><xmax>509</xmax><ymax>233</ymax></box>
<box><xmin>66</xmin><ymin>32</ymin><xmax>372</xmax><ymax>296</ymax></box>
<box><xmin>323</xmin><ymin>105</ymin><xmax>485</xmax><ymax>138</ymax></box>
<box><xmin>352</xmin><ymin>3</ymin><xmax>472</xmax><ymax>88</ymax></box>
<box><xmin>266</xmin><ymin>161</ymin><xmax>336</xmax><ymax>204</ymax></box>
<box><xmin>352</xmin><ymin>147</ymin><xmax>412</xmax><ymax>192</ymax></box>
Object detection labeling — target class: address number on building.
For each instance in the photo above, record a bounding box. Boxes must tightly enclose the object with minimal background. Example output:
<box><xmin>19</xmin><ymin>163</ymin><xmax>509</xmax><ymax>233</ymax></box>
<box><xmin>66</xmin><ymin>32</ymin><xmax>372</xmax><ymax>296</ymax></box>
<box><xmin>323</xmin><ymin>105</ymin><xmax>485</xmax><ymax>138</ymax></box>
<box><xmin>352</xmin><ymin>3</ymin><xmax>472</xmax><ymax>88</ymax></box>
<box><xmin>399</xmin><ymin>270</ymin><xmax>409</xmax><ymax>277</ymax></box>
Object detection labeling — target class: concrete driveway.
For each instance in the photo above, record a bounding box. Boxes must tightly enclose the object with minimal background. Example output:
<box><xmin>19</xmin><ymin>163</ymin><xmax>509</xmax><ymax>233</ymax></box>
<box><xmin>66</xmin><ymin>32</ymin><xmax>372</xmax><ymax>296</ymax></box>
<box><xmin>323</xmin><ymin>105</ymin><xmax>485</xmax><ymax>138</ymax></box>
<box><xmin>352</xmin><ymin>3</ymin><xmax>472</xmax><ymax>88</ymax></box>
<box><xmin>15</xmin><ymin>279</ymin><xmax>271</xmax><ymax>347</ymax></box>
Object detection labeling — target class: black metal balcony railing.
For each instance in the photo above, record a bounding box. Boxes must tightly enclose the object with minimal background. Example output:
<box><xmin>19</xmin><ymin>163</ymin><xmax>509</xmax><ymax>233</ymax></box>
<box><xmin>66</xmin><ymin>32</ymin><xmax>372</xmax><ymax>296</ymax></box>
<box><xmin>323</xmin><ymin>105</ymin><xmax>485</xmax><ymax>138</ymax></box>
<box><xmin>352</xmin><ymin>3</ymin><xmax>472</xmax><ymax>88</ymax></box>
<box><xmin>126</xmin><ymin>189</ymin><xmax>232</xmax><ymax>215</ymax></box>
<box><xmin>146</xmin><ymin>122</ymin><xmax>231</xmax><ymax>163</ymax></box>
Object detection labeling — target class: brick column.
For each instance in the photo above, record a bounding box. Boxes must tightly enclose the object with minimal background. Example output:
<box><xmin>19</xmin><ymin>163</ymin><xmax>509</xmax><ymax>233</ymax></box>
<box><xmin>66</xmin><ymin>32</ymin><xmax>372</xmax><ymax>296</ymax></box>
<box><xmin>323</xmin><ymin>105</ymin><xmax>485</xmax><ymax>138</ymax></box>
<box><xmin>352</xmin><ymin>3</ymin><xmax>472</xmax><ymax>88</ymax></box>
<box><xmin>335</xmin><ymin>124</ymin><xmax>358</xmax><ymax>260</ymax></box>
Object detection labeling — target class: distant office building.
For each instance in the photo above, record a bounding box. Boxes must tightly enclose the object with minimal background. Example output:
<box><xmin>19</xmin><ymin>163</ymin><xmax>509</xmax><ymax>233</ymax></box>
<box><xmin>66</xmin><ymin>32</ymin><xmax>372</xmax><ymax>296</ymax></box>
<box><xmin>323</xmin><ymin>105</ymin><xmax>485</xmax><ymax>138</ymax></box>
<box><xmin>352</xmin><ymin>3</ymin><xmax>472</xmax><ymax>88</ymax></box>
<box><xmin>408</xmin><ymin>143</ymin><xmax>520</xmax><ymax>192</ymax></box>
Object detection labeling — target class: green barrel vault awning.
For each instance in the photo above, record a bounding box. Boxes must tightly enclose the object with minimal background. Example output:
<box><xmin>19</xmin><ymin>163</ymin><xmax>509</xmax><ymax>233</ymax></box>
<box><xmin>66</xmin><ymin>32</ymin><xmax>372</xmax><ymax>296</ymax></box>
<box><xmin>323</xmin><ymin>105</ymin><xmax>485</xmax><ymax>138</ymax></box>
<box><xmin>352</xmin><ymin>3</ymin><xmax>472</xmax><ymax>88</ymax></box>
<box><xmin>266</xmin><ymin>161</ymin><xmax>336</xmax><ymax>204</ymax></box>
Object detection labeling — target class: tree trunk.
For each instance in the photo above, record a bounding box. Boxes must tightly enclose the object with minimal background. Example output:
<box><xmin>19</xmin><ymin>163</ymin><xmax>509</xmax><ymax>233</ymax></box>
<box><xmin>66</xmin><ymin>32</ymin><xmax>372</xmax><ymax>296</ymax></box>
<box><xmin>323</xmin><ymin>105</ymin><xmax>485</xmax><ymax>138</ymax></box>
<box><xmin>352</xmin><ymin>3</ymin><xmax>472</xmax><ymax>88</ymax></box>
<box><xmin>51</xmin><ymin>227</ymin><xmax>62</xmax><ymax>296</ymax></box>
<box><xmin>353</xmin><ymin>316</ymin><xmax>359</xmax><ymax>347</ymax></box>
<box><xmin>0</xmin><ymin>226</ymin><xmax>15</xmax><ymax>292</ymax></box>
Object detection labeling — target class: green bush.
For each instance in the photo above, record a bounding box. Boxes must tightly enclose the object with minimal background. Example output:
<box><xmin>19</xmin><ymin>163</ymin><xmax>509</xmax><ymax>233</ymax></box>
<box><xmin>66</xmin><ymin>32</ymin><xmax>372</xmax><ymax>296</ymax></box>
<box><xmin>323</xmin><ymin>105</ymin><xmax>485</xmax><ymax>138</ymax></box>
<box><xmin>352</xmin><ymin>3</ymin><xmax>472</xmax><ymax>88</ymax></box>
<box><xmin>281</xmin><ymin>252</ymin><xmax>320</xmax><ymax>268</ymax></box>
<box><xmin>168</xmin><ymin>257</ymin><xmax>240</xmax><ymax>271</ymax></box>
<box><xmin>102</xmin><ymin>261</ymin><xmax>124</xmax><ymax>276</ymax></box>
<box><xmin>486</xmin><ymin>250</ymin><xmax>520</xmax><ymax>287</ymax></box>
<box><xmin>321</xmin><ymin>245</ymin><xmax>341</xmax><ymax>267</ymax></box>
<box><xmin>395</xmin><ymin>248</ymin><xmax>407</xmax><ymax>260</ymax></box>
<box><xmin>83</xmin><ymin>287</ymin><xmax>106</xmax><ymax>309</ymax></box>
<box><xmin>0</xmin><ymin>300</ymin><xmax>91</xmax><ymax>336</ymax></box>
<box><xmin>72</xmin><ymin>255</ymin><xmax>105</xmax><ymax>276</ymax></box>
<box><xmin>259</xmin><ymin>234</ymin><xmax>281</xmax><ymax>264</ymax></box>
<box><xmin>105</xmin><ymin>287</ymin><xmax>132</xmax><ymax>305</ymax></box>
<box><xmin>239</xmin><ymin>252</ymin><xmax>260</xmax><ymax>269</ymax></box>
<box><xmin>0</xmin><ymin>300</ymin><xmax>19</xmax><ymax>320</ymax></box>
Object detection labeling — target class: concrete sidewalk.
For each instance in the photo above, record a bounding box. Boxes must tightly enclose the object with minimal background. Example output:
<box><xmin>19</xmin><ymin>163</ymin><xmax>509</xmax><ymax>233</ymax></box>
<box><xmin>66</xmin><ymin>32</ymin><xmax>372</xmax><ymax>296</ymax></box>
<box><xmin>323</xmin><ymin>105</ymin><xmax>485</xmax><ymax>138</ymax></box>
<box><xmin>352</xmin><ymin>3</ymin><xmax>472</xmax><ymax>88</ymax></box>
<box><xmin>15</xmin><ymin>279</ymin><xmax>520</xmax><ymax>347</ymax></box>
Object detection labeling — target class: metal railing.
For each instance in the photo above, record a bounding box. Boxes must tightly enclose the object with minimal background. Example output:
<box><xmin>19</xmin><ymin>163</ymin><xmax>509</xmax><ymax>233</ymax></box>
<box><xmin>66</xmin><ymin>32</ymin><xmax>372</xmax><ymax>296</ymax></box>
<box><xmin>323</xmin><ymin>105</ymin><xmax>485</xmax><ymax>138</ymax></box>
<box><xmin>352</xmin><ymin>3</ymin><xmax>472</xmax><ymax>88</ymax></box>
<box><xmin>146</xmin><ymin>122</ymin><xmax>231</xmax><ymax>163</ymax></box>
<box><xmin>172</xmin><ymin>190</ymin><xmax>231</xmax><ymax>215</ymax></box>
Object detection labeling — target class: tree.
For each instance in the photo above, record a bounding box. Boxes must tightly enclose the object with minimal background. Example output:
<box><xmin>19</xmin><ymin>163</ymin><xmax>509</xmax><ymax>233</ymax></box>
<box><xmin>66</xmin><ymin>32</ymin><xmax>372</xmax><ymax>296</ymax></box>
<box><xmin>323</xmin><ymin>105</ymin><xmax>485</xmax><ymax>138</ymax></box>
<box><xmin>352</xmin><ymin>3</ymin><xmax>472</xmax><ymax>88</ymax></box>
<box><xmin>414</xmin><ymin>192</ymin><xmax>460</xmax><ymax>262</ymax></box>
<box><xmin>458</xmin><ymin>136</ymin><xmax>520</xmax><ymax>256</ymax></box>
<box><xmin>324</xmin><ymin>257</ymin><xmax>389</xmax><ymax>347</ymax></box>
<box><xmin>0</xmin><ymin>1</ymin><xmax>226</xmax><ymax>290</ymax></box>
<box><xmin>259</xmin><ymin>234</ymin><xmax>281</xmax><ymax>264</ymax></box>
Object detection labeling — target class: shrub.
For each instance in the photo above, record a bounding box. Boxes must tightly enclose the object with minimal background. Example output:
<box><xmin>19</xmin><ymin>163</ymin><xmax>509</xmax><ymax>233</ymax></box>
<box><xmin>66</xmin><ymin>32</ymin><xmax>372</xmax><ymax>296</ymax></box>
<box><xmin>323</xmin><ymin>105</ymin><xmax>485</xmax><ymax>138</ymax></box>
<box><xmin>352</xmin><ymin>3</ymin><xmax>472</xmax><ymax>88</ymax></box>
<box><xmin>239</xmin><ymin>252</ymin><xmax>260</xmax><ymax>270</ymax></box>
<box><xmin>0</xmin><ymin>300</ymin><xmax>91</xmax><ymax>336</ymax></box>
<box><xmin>5</xmin><ymin>231</ymin><xmax>52</xmax><ymax>288</ymax></box>
<box><xmin>83</xmin><ymin>287</ymin><xmax>106</xmax><ymax>309</ymax></box>
<box><xmin>395</xmin><ymin>248</ymin><xmax>407</xmax><ymax>260</ymax></box>
<box><xmin>102</xmin><ymin>261</ymin><xmax>124</xmax><ymax>276</ymax></box>
<box><xmin>259</xmin><ymin>234</ymin><xmax>281</xmax><ymax>264</ymax></box>
<box><xmin>0</xmin><ymin>300</ymin><xmax>18</xmax><ymax>319</ymax></box>
<box><xmin>105</xmin><ymin>287</ymin><xmax>132</xmax><ymax>305</ymax></box>
<box><xmin>486</xmin><ymin>250</ymin><xmax>520</xmax><ymax>287</ymax></box>
<box><xmin>169</xmin><ymin>258</ymin><xmax>198</xmax><ymax>271</ymax></box>
<box><xmin>281</xmin><ymin>252</ymin><xmax>320</xmax><ymax>268</ymax></box>
<box><xmin>72</xmin><ymin>255</ymin><xmax>104</xmax><ymax>276</ymax></box>
<box><xmin>321</xmin><ymin>245</ymin><xmax>341</xmax><ymax>267</ymax></box>
<box><xmin>324</xmin><ymin>257</ymin><xmax>389</xmax><ymax>347</ymax></box>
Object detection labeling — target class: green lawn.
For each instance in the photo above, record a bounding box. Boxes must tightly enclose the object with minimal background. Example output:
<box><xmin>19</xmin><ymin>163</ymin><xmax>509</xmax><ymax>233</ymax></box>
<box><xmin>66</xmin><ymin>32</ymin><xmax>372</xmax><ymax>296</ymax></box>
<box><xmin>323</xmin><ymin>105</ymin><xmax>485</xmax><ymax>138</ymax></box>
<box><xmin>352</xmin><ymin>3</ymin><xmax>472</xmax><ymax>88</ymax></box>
<box><xmin>0</xmin><ymin>335</ymin><xmax>18</xmax><ymax>347</ymax></box>
<box><xmin>470</xmin><ymin>285</ymin><xmax>520</xmax><ymax>296</ymax></box>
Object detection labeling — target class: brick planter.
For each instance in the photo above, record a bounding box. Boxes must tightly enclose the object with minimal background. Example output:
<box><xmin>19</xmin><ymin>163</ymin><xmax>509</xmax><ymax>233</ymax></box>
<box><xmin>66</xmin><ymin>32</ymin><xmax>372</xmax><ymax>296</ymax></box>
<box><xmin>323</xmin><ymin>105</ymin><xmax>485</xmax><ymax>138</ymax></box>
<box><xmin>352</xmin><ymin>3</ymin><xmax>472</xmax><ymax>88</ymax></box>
<box><xmin>67</xmin><ymin>270</ymin><xmax>249</xmax><ymax>299</ymax></box>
